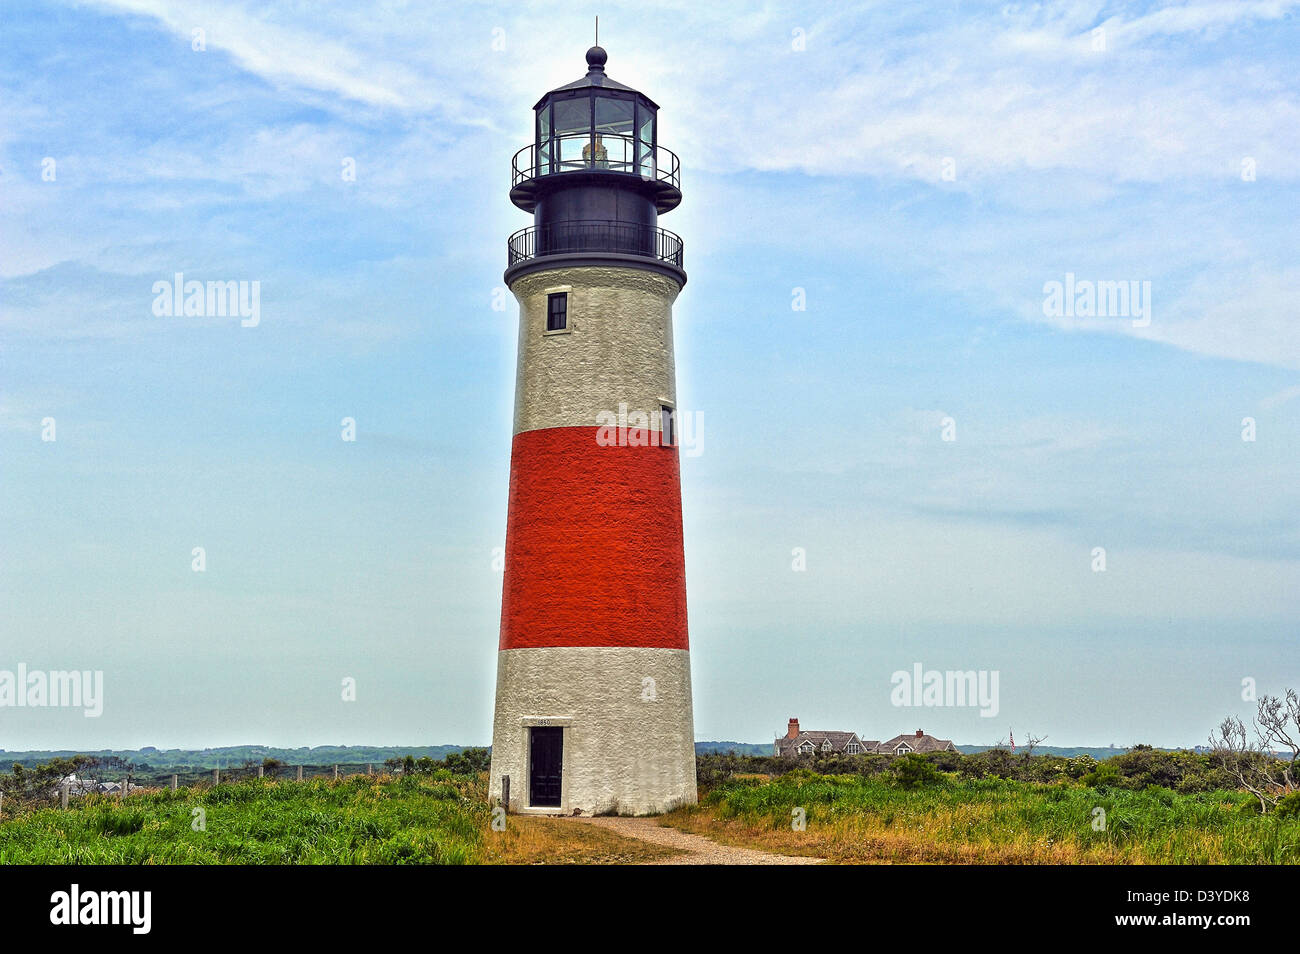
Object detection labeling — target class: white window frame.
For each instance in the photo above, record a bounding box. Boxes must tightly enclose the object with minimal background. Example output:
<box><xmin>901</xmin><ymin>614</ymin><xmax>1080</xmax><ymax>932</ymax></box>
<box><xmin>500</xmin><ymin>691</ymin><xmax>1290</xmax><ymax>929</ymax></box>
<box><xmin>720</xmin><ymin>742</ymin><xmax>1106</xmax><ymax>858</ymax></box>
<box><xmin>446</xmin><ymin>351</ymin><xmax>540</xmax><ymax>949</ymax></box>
<box><xmin>542</xmin><ymin>284</ymin><xmax>573</xmax><ymax>336</ymax></box>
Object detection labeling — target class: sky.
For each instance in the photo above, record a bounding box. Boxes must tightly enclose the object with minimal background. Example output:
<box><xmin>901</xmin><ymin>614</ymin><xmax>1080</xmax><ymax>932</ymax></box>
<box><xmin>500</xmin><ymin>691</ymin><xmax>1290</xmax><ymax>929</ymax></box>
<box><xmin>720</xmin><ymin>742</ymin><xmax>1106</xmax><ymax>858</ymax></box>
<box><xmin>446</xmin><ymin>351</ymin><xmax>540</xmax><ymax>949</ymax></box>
<box><xmin>1</xmin><ymin>0</ymin><xmax>1297</xmax><ymax>751</ymax></box>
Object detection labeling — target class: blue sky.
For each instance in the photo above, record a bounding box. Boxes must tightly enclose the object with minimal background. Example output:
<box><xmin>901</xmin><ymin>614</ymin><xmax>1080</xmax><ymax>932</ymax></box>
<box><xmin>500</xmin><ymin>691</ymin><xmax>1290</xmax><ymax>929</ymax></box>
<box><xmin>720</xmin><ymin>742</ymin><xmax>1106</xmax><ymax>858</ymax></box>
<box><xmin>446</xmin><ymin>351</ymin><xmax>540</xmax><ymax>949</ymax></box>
<box><xmin>1</xmin><ymin>1</ymin><xmax>1297</xmax><ymax>750</ymax></box>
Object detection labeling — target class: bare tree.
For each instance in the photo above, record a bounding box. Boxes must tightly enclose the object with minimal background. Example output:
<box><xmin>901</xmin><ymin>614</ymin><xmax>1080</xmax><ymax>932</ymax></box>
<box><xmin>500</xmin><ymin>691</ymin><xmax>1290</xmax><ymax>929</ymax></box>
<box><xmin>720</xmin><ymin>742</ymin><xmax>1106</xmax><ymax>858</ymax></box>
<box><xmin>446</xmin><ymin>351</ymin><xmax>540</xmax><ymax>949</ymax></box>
<box><xmin>1021</xmin><ymin>733</ymin><xmax>1048</xmax><ymax>757</ymax></box>
<box><xmin>1257</xmin><ymin>690</ymin><xmax>1300</xmax><ymax>792</ymax></box>
<box><xmin>1210</xmin><ymin>689</ymin><xmax>1300</xmax><ymax>813</ymax></box>
<box><xmin>989</xmin><ymin>733</ymin><xmax>1045</xmax><ymax>755</ymax></box>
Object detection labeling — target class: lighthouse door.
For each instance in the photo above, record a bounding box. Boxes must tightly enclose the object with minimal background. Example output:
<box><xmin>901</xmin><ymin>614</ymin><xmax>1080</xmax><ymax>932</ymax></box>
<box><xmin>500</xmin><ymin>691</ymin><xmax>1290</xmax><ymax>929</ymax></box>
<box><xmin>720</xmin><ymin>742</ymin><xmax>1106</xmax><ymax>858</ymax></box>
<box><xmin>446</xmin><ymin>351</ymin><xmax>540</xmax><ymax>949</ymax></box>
<box><xmin>528</xmin><ymin>726</ymin><xmax>564</xmax><ymax>807</ymax></box>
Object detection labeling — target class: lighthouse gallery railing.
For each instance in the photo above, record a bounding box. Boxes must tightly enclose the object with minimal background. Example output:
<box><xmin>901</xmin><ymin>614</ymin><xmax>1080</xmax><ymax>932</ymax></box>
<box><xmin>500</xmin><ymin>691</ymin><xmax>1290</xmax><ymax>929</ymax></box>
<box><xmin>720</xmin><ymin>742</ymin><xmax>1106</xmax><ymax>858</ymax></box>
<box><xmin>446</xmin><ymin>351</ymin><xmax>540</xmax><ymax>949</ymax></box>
<box><xmin>511</xmin><ymin>134</ymin><xmax>680</xmax><ymax>190</ymax></box>
<box><xmin>507</xmin><ymin>220</ymin><xmax>684</xmax><ymax>268</ymax></box>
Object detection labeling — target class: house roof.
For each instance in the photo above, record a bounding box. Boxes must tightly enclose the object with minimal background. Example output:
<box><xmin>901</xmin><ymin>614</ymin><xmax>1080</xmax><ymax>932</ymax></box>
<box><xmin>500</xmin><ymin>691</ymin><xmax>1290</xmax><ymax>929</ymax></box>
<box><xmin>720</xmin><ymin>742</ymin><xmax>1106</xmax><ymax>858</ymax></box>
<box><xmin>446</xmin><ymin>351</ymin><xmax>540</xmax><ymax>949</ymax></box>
<box><xmin>878</xmin><ymin>733</ymin><xmax>956</xmax><ymax>753</ymax></box>
<box><xmin>775</xmin><ymin>730</ymin><xmax>864</xmax><ymax>756</ymax></box>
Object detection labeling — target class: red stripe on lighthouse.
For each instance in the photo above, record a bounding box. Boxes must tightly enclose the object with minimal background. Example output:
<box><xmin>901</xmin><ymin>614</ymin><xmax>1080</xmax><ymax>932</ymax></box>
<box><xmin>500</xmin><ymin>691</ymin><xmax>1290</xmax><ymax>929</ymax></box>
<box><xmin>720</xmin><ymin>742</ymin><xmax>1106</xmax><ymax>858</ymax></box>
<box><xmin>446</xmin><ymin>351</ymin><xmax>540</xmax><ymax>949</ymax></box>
<box><xmin>499</xmin><ymin>425</ymin><xmax>689</xmax><ymax>651</ymax></box>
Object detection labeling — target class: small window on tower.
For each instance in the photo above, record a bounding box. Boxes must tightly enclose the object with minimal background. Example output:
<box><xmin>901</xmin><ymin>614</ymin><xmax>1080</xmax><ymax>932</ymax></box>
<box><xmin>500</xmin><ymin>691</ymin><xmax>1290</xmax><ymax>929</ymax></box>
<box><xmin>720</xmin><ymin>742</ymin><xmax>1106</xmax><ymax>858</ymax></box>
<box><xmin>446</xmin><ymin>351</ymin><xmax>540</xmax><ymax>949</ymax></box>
<box><xmin>660</xmin><ymin>405</ymin><xmax>675</xmax><ymax>447</ymax></box>
<box><xmin>547</xmin><ymin>292</ymin><xmax>568</xmax><ymax>332</ymax></box>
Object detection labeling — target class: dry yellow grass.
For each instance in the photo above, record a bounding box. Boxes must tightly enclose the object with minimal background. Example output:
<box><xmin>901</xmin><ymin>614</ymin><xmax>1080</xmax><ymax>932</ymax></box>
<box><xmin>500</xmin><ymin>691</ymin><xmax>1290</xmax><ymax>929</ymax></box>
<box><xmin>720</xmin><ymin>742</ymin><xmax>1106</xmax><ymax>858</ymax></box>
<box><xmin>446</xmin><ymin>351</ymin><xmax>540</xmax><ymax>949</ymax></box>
<box><xmin>481</xmin><ymin>814</ymin><xmax>685</xmax><ymax>864</ymax></box>
<box><xmin>659</xmin><ymin>802</ymin><xmax>1234</xmax><ymax>865</ymax></box>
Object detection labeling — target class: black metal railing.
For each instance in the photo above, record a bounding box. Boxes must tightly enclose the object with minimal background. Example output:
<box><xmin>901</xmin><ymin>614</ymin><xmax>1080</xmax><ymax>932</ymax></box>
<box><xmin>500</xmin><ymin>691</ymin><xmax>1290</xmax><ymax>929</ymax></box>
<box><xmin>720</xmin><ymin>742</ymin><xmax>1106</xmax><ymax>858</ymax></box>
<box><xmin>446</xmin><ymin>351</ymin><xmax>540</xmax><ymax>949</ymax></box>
<box><xmin>511</xmin><ymin>134</ymin><xmax>680</xmax><ymax>190</ymax></box>
<box><xmin>507</xmin><ymin>220</ymin><xmax>684</xmax><ymax>269</ymax></box>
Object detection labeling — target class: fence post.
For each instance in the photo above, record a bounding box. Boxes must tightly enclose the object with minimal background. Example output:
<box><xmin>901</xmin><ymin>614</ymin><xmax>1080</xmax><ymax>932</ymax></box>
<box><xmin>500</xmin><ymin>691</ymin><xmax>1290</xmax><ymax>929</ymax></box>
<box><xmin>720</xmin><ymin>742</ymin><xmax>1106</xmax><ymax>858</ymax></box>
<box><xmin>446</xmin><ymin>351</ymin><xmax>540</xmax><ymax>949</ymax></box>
<box><xmin>258</xmin><ymin>765</ymin><xmax>264</xmax><ymax>779</ymax></box>
<box><xmin>213</xmin><ymin>768</ymin><xmax>219</xmax><ymax>787</ymax></box>
<box><xmin>367</xmin><ymin>764</ymin><xmax>372</xmax><ymax>776</ymax></box>
<box><xmin>120</xmin><ymin>775</ymin><xmax>128</xmax><ymax>801</ymax></box>
<box><xmin>61</xmin><ymin>781</ymin><xmax>69</xmax><ymax>810</ymax></box>
<box><xmin>297</xmin><ymin>765</ymin><xmax>303</xmax><ymax>782</ymax></box>
<box><xmin>333</xmin><ymin>765</ymin><xmax>339</xmax><ymax>780</ymax></box>
<box><xmin>171</xmin><ymin>774</ymin><xmax>178</xmax><ymax>791</ymax></box>
<box><xmin>0</xmin><ymin>791</ymin><xmax>5</xmax><ymax>816</ymax></box>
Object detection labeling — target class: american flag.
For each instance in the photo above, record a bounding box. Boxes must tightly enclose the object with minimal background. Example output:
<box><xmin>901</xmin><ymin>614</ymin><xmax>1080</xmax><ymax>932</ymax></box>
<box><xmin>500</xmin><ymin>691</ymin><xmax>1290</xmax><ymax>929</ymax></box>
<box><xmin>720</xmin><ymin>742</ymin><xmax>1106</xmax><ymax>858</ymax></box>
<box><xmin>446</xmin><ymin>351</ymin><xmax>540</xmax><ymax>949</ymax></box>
<box><xmin>1009</xmin><ymin>730</ymin><xmax>1016</xmax><ymax>752</ymax></box>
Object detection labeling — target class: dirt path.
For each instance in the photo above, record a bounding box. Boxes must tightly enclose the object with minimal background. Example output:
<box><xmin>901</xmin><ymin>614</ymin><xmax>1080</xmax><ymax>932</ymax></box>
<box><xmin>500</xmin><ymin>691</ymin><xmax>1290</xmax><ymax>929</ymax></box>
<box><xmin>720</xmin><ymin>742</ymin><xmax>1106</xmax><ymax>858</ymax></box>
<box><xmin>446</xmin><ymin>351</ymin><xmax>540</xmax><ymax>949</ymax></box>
<box><xmin>571</xmin><ymin>816</ymin><xmax>823</xmax><ymax>865</ymax></box>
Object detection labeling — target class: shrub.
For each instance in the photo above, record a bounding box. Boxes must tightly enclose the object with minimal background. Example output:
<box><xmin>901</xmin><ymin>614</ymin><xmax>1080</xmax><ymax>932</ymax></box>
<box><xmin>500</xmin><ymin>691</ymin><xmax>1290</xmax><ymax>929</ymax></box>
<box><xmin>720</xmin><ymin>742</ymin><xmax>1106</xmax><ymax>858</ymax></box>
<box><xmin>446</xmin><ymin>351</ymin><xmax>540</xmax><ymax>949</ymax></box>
<box><xmin>1276</xmin><ymin>791</ymin><xmax>1300</xmax><ymax>819</ymax></box>
<box><xmin>442</xmin><ymin>748</ymin><xmax>491</xmax><ymax>774</ymax></box>
<box><xmin>891</xmin><ymin>754</ymin><xmax>942</xmax><ymax>789</ymax></box>
<box><xmin>1082</xmin><ymin>761</ymin><xmax>1122</xmax><ymax>788</ymax></box>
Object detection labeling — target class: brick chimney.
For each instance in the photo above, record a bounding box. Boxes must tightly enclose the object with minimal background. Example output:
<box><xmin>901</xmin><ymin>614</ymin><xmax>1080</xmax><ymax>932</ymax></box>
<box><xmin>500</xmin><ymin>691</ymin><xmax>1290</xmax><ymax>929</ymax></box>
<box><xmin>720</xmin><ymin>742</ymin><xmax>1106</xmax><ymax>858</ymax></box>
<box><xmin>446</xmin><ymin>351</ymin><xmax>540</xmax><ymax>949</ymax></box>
<box><xmin>787</xmin><ymin>718</ymin><xmax>800</xmax><ymax>739</ymax></box>
<box><xmin>915</xmin><ymin>729</ymin><xmax>924</xmax><ymax>738</ymax></box>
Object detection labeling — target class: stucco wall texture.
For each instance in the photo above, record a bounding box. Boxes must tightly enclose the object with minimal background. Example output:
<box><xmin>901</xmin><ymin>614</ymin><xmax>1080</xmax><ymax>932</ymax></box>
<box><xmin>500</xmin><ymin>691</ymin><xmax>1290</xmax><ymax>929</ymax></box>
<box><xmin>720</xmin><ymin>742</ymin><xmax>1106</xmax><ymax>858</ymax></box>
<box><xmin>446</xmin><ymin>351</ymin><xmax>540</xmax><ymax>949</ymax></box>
<box><xmin>489</xmin><ymin>646</ymin><xmax>697</xmax><ymax>816</ymax></box>
<box><xmin>499</xmin><ymin>425</ymin><xmax>687</xmax><ymax>651</ymax></box>
<box><xmin>510</xmin><ymin>266</ymin><xmax>680</xmax><ymax>436</ymax></box>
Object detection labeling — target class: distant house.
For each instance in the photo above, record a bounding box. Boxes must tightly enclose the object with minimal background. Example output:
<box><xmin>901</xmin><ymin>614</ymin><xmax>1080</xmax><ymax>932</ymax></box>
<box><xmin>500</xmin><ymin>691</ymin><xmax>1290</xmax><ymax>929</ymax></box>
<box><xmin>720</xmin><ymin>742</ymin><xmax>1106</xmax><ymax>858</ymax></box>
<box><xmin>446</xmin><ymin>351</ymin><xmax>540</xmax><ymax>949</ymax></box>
<box><xmin>47</xmin><ymin>773</ymin><xmax>143</xmax><ymax>799</ymax></box>
<box><xmin>774</xmin><ymin>718</ymin><xmax>869</xmax><ymax>758</ymax></box>
<box><xmin>775</xmin><ymin>721</ymin><xmax>957</xmax><ymax>758</ymax></box>
<box><xmin>874</xmin><ymin>730</ymin><xmax>957</xmax><ymax>755</ymax></box>
<box><xmin>48</xmin><ymin>773</ymin><xmax>100</xmax><ymax>797</ymax></box>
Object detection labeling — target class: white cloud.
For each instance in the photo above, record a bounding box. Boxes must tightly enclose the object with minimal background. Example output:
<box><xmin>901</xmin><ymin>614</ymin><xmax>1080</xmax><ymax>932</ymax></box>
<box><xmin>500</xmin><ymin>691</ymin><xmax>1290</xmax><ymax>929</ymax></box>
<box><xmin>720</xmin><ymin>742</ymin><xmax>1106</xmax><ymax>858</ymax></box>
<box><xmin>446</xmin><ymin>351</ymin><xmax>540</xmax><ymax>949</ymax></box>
<box><xmin>88</xmin><ymin>0</ymin><xmax>425</xmax><ymax>110</ymax></box>
<box><xmin>8</xmin><ymin>0</ymin><xmax>1298</xmax><ymax>370</ymax></box>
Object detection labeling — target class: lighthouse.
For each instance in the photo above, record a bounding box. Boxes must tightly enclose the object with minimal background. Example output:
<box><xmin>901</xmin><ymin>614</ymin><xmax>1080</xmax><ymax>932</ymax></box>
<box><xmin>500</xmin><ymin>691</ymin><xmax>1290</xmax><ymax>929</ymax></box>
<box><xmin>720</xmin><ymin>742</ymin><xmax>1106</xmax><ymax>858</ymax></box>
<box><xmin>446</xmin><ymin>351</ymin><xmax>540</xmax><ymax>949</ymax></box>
<box><xmin>489</xmin><ymin>44</ymin><xmax>696</xmax><ymax>816</ymax></box>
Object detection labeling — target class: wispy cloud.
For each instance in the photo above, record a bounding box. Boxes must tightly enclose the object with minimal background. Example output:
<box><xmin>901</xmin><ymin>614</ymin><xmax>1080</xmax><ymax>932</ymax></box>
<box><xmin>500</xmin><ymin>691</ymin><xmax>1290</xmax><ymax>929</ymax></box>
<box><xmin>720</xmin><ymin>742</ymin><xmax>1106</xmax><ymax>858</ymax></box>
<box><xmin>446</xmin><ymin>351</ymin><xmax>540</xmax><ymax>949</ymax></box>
<box><xmin>87</xmin><ymin>0</ymin><xmax>432</xmax><ymax>111</ymax></box>
<box><xmin>1260</xmin><ymin>384</ymin><xmax>1300</xmax><ymax>409</ymax></box>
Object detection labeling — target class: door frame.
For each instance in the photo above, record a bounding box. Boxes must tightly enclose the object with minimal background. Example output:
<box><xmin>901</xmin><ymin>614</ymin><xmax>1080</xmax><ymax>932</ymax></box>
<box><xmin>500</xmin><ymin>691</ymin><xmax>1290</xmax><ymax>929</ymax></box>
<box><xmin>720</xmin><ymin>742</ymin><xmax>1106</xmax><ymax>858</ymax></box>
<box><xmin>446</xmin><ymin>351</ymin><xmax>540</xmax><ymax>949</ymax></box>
<box><xmin>519</xmin><ymin>716</ymin><xmax>572</xmax><ymax>814</ymax></box>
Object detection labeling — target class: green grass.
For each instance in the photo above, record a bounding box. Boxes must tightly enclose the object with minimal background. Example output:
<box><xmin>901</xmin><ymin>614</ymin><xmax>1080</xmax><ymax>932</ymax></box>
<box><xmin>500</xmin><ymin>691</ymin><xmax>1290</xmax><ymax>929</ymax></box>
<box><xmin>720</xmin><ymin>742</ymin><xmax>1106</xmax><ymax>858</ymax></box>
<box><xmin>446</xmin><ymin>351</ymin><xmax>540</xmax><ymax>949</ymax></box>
<box><xmin>665</xmin><ymin>772</ymin><xmax>1300</xmax><ymax>864</ymax></box>
<box><xmin>0</xmin><ymin>773</ymin><xmax>487</xmax><ymax>864</ymax></box>
<box><xmin>8</xmin><ymin>767</ymin><xmax>1294</xmax><ymax>865</ymax></box>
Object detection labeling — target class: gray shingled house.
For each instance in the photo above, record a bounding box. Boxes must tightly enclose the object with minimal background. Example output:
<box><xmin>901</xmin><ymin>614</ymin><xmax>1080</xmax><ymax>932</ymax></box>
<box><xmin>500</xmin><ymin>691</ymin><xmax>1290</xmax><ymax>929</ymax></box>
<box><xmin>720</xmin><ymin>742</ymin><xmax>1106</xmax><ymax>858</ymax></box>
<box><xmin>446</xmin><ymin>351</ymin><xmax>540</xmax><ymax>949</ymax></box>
<box><xmin>774</xmin><ymin>718</ymin><xmax>869</xmax><ymax>757</ymax></box>
<box><xmin>776</xmin><ymin>720</ymin><xmax>957</xmax><ymax>757</ymax></box>
<box><xmin>873</xmin><ymin>729</ymin><xmax>958</xmax><ymax>755</ymax></box>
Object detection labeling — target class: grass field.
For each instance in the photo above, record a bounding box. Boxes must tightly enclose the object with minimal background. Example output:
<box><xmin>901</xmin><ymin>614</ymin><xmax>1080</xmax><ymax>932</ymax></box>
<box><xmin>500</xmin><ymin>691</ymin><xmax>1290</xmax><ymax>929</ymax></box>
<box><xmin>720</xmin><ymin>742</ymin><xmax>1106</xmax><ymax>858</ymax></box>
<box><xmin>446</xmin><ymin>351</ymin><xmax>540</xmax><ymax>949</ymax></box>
<box><xmin>3</xmin><ymin>767</ymin><xmax>1296</xmax><ymax>864</ymax></box>
<box><xmin>660</xmin><ymin>772</ymin><xmax>1300</xmax><ymax>864</ymax></box>
<box><xmin>0</xmin><ymin>773</ymin><xmax>678</xmax><ymax>865</ymax></box>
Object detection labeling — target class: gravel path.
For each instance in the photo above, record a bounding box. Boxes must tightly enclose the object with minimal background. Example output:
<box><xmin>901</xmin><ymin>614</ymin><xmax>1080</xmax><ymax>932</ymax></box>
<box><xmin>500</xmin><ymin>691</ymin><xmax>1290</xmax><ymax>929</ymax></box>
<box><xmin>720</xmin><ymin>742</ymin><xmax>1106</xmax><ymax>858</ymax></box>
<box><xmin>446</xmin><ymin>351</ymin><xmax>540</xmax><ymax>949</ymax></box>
<box><xmin>571</xmin><ymin>816</ymin><xmax>823</xmax><ymax>865</ymax></box>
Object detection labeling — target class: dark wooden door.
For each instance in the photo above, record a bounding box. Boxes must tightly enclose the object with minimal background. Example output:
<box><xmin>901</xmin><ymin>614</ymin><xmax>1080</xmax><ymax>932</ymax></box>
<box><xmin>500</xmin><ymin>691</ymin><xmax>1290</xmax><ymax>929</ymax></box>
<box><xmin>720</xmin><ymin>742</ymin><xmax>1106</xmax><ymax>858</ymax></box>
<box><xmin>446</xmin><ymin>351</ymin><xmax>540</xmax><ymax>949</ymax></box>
<box><xmin>528</xmin><ymin>726</ymin><xmax>563</xmax><ymax>807</ymax></box>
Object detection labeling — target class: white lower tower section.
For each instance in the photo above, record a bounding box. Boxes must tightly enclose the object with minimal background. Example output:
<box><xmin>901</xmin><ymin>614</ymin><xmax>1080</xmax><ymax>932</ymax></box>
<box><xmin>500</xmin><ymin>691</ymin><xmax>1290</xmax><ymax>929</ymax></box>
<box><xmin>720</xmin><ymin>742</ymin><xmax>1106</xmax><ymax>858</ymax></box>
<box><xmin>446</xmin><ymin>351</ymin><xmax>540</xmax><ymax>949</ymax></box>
<box><xmin>490</xmin><ymin>647</ymin><xmax>696</xmax><ymax>816</ymax></box>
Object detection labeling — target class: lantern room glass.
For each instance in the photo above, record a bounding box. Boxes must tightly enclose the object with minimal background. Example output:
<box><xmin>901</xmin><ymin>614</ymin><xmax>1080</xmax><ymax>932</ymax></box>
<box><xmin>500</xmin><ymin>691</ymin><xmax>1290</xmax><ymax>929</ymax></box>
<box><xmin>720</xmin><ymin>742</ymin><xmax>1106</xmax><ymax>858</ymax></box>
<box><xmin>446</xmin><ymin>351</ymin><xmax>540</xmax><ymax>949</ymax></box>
<box><xmin>595</xmin><ymin>96</ymin><xmax>633</xmax><ymax>171</ymax></box>
<box><xmin>537</xmin><ymin>105</ymin><xmax>552</xmax><ymax>175</ymax></box>
<box><xmin>552</xmin><ymin>97</ymin><xmax>590</xmax><ymax>172</ymax></box>
<box><xmin>535</xmin><ymin>91</ymin><xmax>657</xmax><ymax>177</ymax></box>
<box><xmin>637</xmin><ymin>107</ymin><xmax>655</xmax><ymax>176</ymax></box>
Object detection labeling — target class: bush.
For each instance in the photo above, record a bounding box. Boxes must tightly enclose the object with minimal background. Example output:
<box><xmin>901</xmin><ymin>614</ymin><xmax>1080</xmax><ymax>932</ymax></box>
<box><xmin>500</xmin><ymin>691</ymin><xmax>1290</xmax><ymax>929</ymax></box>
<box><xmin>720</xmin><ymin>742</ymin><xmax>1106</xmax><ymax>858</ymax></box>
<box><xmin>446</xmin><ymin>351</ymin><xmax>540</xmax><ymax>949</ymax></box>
<box><xmin>1082</xmin><ymin>761</ymin><xmax>1122</xmax><ymax>788</ymax></box>
<box><xmin>442</xmin><ymin>748</ymin><xmax>491</xmax><ymax>774</ymax></box>
<box><xmin>891</xmin><ymin>754</ymin><xmax>942</xmax><ymax>789</ymax></box>
<box><xmin>1275</xmin><ymin>791</ymin><xmax>1300</xmax><ymax>819</ymax></box>
<box><xmin>962</xmin><ymin>748</ymin><xmax>1017</xmax><ymax>779</ymax></box>
<box><xmin>694</xmin><ymin>747</ymin><xmax>1233</xmax><ymax>794</ymax></box>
